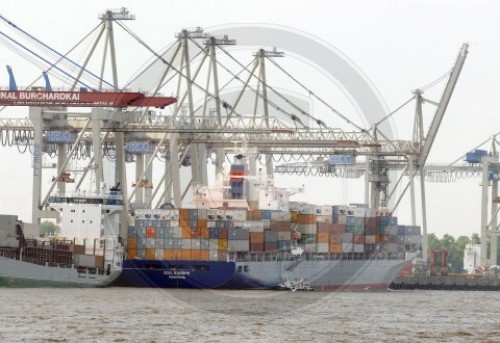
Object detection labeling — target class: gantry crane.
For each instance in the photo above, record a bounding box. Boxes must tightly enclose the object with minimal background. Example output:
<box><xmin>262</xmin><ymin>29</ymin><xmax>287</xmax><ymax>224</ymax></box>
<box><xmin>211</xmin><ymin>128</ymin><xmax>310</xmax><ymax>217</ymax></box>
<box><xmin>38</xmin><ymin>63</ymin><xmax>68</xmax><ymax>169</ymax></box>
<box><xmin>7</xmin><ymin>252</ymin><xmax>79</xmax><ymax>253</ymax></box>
<box><xmin>0</xmin><ymin>9</ymin><xmax>468</xmax><ymax>264</ymax></box>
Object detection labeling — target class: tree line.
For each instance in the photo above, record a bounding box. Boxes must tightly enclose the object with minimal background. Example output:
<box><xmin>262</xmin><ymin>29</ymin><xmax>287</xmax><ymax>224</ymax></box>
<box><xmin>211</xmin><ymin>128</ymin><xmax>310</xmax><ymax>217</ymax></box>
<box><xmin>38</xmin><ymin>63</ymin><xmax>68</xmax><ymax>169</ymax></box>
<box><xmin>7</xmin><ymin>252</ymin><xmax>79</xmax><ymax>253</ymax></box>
<box><xmin>427</xmin><ymin>233</ymin><xmax>480</xmax><ymax>274</ymax></box>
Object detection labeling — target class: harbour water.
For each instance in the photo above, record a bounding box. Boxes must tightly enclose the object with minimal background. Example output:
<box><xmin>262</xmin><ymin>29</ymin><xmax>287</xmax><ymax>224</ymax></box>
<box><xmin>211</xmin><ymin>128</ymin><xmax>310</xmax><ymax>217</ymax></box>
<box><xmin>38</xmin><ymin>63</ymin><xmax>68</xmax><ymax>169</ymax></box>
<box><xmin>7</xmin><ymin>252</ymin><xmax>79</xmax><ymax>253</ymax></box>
<box><xmin>1</xmin><ymin>288</ymin><xmax>499</xmax><ymax>342</ymax></box>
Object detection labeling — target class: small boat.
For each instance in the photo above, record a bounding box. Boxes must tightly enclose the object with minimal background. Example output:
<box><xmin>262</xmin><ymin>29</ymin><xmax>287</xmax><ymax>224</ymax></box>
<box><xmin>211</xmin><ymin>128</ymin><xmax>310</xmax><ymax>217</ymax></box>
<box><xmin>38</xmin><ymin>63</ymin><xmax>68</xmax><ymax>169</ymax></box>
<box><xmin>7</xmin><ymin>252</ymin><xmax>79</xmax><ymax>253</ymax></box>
<box><xmin>274</xmin><ymin>278</ymin><xmax>314</xmax><ymax>291</ymax></box>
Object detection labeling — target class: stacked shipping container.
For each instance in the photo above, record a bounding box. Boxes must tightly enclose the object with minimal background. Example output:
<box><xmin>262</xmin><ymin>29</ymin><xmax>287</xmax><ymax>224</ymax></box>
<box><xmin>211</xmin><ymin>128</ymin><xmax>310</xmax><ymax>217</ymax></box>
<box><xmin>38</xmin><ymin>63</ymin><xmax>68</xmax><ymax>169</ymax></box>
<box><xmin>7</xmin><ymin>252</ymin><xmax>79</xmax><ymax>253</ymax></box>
<box><xmin>125</xmin><ymin>204</ymin><xmax>422</xmax><ymax>261</ymax></box>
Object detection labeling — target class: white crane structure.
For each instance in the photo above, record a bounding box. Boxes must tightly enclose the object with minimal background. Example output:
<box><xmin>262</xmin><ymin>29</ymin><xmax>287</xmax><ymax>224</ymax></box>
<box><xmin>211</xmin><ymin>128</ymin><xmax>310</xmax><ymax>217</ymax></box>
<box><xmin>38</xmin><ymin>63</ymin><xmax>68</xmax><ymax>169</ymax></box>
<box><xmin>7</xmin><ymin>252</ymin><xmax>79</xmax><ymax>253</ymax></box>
<box><xmin>0</xmin><ymin>9</ymin><xmax>469</xmax><ymax>263</ymax></box>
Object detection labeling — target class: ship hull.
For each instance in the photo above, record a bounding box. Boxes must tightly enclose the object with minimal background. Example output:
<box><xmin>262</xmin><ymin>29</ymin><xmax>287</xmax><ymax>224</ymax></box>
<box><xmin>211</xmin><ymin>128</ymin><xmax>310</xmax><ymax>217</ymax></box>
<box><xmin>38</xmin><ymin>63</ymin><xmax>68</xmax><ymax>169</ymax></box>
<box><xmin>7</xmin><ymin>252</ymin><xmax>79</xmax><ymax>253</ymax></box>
<box><xmin>115</xmin><ymin>257</ymin><xmax>409</xmax><ymax>290</ymax></box>
<box><xmin>0</xmin><ymin>256</ymin><xmax>120</xmax><ymax>288</ymax></box>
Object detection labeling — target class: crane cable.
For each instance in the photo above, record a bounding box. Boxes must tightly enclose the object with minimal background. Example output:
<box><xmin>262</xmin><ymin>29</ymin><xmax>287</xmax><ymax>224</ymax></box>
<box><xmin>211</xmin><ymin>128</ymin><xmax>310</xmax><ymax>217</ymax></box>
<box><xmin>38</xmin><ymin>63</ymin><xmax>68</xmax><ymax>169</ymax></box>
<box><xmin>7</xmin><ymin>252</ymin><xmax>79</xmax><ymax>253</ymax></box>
<box><xmin>0</xmin><ymin>14</ymin><xmax>116</xmax><ymax>89</ymax></box>
<box><xmin>115</xmin><ymin>21</ymin><xmax>246</xmax><ymax>119</ymax></box>
<box><xmin>213</xmin><ymin>42</ymin><xmax>321</xmax><ymax>129</ymax></box>
<box><xmin>267</xmin><ymin>56</ymin><xmax>365</xmax><ymax>132</ymax></box>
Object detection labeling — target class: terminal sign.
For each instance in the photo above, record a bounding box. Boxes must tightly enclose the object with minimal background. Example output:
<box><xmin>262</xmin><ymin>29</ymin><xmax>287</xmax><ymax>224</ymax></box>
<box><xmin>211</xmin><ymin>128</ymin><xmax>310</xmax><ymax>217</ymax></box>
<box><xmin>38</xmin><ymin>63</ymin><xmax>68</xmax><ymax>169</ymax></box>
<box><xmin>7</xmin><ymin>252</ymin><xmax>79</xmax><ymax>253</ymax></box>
<box><xmin>45</xmin><ymin>131</ymin><xmax>76</xmax><ymax>143</ymax></box>
<box><xmin>329</xmin><ymin>155</ymin><xmax>355</xmax><ymax>165</ymax></box>
<box><xmin>126</xmin><ymin>141</ymin><xmax>153</xmax><ymax>154</ymax></box>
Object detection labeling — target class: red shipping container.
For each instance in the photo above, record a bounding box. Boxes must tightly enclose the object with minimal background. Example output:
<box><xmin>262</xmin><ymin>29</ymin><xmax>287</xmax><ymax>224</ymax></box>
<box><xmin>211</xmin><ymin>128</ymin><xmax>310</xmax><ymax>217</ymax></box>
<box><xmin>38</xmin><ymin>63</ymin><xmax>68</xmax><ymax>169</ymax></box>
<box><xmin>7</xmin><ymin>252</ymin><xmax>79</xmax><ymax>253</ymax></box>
<box><xmin>332</xmin><ymin>224</ymin><xmax>346</xmax><ymax>234</ymax></box>
<box><xmin>146</xmin><ymin>226</ymin><xmax>155</xmax><ymax>238</ymax></box>
<box><xmin>353</xmin><ymin>235</ymin><xmax>365</xmax><ymax>244</ymax></box>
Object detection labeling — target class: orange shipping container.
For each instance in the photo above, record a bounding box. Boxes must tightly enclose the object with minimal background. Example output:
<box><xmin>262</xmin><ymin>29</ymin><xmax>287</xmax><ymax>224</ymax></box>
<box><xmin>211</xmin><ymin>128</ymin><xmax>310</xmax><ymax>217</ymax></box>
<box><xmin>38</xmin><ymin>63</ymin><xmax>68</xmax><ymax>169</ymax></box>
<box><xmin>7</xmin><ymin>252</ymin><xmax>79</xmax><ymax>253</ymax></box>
<box><xmin>197</xmin><ymin>219</ymin><xmax>208</xmax><ymax>230</ymax></box>
<box><xmin>200</xmin><ymin>227</ymin><xmax>210</xmax><ymax>239</ymax></box>
<box><xmin>179</xmin><ymin>208</ymin><xmax>189</xmax><ymax>220</ymax></box>
<box><xmin>191</xmin><ymin>249</ymin><xmax>202</xmax><ymax>260</ymax></box>
<box><xmin>250</xmin><ymin>232</ymin><xmax>264</xmax><ymax>244</ymax></box>
<box><xmin>375</xmin><ymin>233</ymin><xmax>385</xmax><ymax>243</ymax></box>
<box><xmin>200</xmin><ymin>250</ymin><xmax>209</xmax><ymax>261</ymax></box>
<box><xmin>127</xmin><ymin>237</ymin><xmax>138</xmax><ymax>249</ymax></box>
<box><xmin>182</xmin><ymin>226</ymin><xmax>192</xmax><ymax>239</ymax></box>
<box><xmin>164</xmin><ymin>249</ymin><xmax>182</xmax><ymax>260</ymax></box>
<box><xmin>329</xmin><ymin>243</ymin><xmax>342</xmax><ymax>253</ymax></box>
<box><xmin>329</xmin><ymin>234</ymin><xmax>342</xmax><ymax>244</ymax></box>
<box><xmin>180</xmin><ymin>218</ymin><xmax>190</xmax><ymax>229</ymax></box>
<box><xmin>126</xmin><ymin>247</ymin><xmax>138</xmax><ymax>258</ymax></box>
<box><xmin>297</xmin><ymin>214</ymin><xmax>316</xmax><ymax>224</ymax></box>
<box><xmin>145</xmin><ymin>248</ymin><xmax>156</xmax><ymax>260</ymax></box>
<box><xmin>251</xmin><ymin>210</ymin><xmax>262</xmax><ymax>221</ymax></box>
<box><xmin>181</xmin><ymin>250</ymin><xmax>192</xmax><ymax>261</ymax></box>
<box><xmin>317</xmin><ymin>232</ymin><xmax>330</xmax><ymax>243</ymax></box>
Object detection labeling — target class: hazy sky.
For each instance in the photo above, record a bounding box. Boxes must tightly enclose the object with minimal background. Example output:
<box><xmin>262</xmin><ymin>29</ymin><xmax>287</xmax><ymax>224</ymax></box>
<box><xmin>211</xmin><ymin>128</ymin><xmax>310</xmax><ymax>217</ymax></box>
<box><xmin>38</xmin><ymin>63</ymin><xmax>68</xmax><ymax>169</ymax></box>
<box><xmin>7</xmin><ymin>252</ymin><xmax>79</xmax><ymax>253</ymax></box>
<box><xmin>0</xmin><ymin>0</ymin><xmax>499</xmax><ymax>238</ymax></box>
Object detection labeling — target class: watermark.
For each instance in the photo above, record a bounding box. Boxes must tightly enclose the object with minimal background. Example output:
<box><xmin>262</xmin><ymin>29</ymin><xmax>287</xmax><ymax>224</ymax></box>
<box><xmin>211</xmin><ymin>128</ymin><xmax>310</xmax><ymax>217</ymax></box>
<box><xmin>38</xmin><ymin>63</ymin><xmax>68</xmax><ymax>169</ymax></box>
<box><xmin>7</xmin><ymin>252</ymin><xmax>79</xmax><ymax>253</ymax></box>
<box><xmin>124</xmin><ymin>23</ymin><xmax>396</xmax><ymax>318</ymax></box>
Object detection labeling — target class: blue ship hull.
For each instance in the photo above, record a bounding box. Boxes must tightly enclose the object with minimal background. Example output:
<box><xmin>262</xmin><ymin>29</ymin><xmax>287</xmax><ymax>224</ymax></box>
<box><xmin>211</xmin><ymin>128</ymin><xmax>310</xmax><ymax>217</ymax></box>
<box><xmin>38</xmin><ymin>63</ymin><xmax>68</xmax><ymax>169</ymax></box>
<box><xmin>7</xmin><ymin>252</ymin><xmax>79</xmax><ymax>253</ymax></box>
<box><xmin>116</xmin><ymin>260</ymin><xmax>237</xmax><ymax>288</ymax></box>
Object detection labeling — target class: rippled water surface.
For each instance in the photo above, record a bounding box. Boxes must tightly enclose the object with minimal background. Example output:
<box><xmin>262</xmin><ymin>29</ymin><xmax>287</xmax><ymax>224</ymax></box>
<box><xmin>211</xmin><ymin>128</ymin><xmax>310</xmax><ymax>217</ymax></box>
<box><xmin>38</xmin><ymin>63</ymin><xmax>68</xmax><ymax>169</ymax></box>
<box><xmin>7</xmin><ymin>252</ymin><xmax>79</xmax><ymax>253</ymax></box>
<box><xmin>1</xmin><ymin>288</ymin><xmax>500</xmax><ymax>342</ymax></box>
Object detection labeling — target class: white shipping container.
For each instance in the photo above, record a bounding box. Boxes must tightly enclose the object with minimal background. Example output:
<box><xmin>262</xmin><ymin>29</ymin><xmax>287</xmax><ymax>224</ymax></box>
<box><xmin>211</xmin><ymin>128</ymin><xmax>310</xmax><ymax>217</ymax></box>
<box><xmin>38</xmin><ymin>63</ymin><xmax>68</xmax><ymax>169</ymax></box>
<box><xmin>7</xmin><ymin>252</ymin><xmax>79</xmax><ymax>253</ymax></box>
<box><xmin>216</xmin><ymin>210</ymin><xmax>225</xmax><ymax>220</ymax></box>
<box><xmin>231</xmin><ymin>210</ymin><xmax>247</xmax><ymax>221</ymax></box>
<box><xmin>386</xmin><ymin>224</ymin><xmax>399</xmax><ymax>235</ymax></box>
<box><xmin>228</xmin><ymin>240</ymin><xmax>249</xmax><ymax>252</ymax></box>
<box><xmin>73</xmin><ymin>254</ymin><xmax>97</xmax><ymax>268</ymax></box>
<box><xmin>336</xmin><ymin>215</ymin><xmax>347</xmax><ymax>225</ymax></box>
<box><xmin>207</xmin><ymin>209</ymin><xmax>218</xmax><ymax>220</ymax></box>
<box><xmin>155</xmin><ymin>249</ymin><xmax>163</xmax><ymax>259</ymax></box>
<box><xmin>300</xmin><ymin>204</ymin><xmax>317</xmax><ymax>215</ymax></box>
<box><xmin>321</xmin><ymin>205</ymin><xmax>333</xmax><ymax>216</ymax></box>
<box><xmin>288</xmin><ymin>202</ymin><xmax>303</xmax><ymax>212</ymax></box>
<box><xmin>209</xmin><ymin>249</ymin><xmax>219</xmax><ymax>261</ymax></box>
<box><xmin>173</xmin><ymin>227</ymin><xmax>182</xmax><ymax>237</ymax></box>
<box><xmin>316</xmin><ymin>215</ymin><xmax>332</xmax><ymax>223</ymax></box>
<box><xmin>208</xmin><ymin>239</ymin><xmax>219</xmax><ymax>250</ymax></box>
<box><xmin>241</xmin><ymin>221</ymin><xmax>251</xmax><ymax>229</ymax></box>
<box><xmin>262</xmin><ymin>220</ymin><xmax>271</xmax><ymax>229</ymax></box>
<box><xmin>249</xmin><ymin>222</ymin><xmax>265</xmax><ymax>233</ymax></box>
<box><xmin>365</xmin><ymin>235</ymin><xmax>376</xmax><ymax>244</ymax></box>
<box><xmin>342</xmin><ymin>243</ymin><xmax>353</xmax><ymax>252</ymax></box>
<box><xmin>0</xmin><ymin>237</ymin><xmax>19</xmax><ymax>247</ymax></box>
<box><xmin>182</xmin><ymin>239</ymin><xmax>192</xmax><ymax>249</ymax></box>
<box><xmin>304</xmin><ymin>243</ymin><xmax>317</xmax><ymax>253</ymax></box>
<box><xmin>300</xmin><ymin>224</ymin><xmax>316</xmax><ymax>235</ymax></box>
<box><xmin>353</xmin><ymin>207</ymin><xmax>367</xmax><ymax>217</ymax></box>
<box><xmin>333</xmin><ymin>205</ymin><xmax>348</xmax><ymax>215</ymax></box>
<box><xmin>278</xmin><ymin>231</ymin><xmax>291</xmax><ymax>240</ymax></box>
<box><xmin>169</xmin><ymin>209</ymin><xmax>179</xmax><ymax>220</ymax></box>
<box><xmin>353</xmin><ymin>244</ymin><xmax>365</xmax><ymax>253</ymax></box>
<box><xmin>403</xmin><ymin>235</ymin><xmax>422</xmax><ymax>245</ymax></box>
<box><xmin>317</xmin><ymin>243</ymin><xmax>329</xmax><ymax>253</ymax></box>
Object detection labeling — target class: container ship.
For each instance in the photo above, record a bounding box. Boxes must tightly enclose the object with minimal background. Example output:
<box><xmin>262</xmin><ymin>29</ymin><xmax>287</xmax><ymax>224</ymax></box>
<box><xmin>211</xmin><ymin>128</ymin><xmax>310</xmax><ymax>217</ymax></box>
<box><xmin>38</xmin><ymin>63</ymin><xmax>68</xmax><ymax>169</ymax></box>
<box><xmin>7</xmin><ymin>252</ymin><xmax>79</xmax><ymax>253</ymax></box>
<box><xmin>115</xmin><ymin>154</ymin><xmax>421</xmax><ymax>290</ymax></box>
<box><xmin>0</xmin><ymin>190</ymin><xmax>124</xmax><ymax>287</ymax></box>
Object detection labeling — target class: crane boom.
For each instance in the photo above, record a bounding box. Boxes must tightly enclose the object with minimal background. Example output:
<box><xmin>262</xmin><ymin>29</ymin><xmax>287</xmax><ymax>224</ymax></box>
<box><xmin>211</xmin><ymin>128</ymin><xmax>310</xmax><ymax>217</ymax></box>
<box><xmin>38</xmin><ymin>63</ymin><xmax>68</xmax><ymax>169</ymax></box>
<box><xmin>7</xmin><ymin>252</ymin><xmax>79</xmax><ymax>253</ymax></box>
<box><xmin>418</xmin><ymin>43</ymin><xmax>469</xmax><ymax>167</ymax></box>
<box><xmin>0</xmin><ymin>89</ymin><xmax>176</xmax><ymax>108</ymax></box>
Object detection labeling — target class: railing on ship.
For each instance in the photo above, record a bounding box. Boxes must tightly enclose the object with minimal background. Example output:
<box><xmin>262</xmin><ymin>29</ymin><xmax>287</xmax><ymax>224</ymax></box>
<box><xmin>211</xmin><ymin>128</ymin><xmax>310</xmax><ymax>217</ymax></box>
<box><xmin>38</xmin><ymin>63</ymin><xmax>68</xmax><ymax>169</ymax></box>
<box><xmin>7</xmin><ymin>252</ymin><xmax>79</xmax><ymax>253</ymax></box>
<box><xmin>232</xmin><ymin>251</ymin><xmax>408</xmax><ymax>263</ymax></box>
<box><xmin>48</xmin><ymin>190</ymin><xmax>123</xmax><ymax>206</ymax></box>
